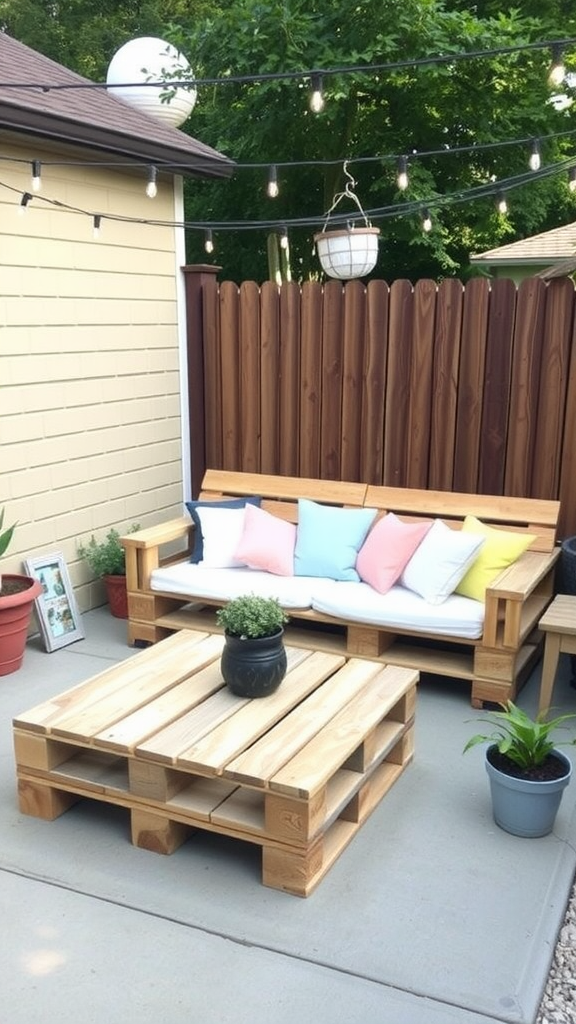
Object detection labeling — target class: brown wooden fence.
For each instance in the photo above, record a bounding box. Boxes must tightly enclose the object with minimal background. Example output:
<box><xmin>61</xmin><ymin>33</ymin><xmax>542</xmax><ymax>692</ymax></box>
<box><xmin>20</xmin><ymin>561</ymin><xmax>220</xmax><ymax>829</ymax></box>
<box><xmin>183</xmin><ymin>267</ymin><xmax>576</xmax><ymax>540</ymax></box>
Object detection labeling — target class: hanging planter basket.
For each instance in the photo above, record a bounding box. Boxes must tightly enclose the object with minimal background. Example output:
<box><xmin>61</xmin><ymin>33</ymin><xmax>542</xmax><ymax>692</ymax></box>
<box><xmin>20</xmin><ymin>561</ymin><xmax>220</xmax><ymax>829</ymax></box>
<box><xmin>314</xmin><ymin>162</ymin><xmax>380</xmax><ymax>280</ymax></box>
<box><xmin>314</xmin><ymin>226</ymin><xmax>381</xmax><ymax>280</ymax></box>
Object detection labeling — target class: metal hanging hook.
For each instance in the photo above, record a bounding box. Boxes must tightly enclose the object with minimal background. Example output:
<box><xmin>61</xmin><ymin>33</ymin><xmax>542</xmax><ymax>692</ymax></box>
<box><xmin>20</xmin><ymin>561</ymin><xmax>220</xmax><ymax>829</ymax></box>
<box><xmin>320</xmin><ymin>159</ymin><xmax>372</xmax><ymax>233</ymax></box>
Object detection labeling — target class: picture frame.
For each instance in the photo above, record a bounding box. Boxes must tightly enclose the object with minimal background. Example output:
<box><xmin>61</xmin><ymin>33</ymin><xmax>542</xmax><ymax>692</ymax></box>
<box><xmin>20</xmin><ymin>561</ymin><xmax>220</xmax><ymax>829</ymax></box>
<box><xmin>23</xmin><ymin>551</ymin><xmax>85</xmax><ymax>653</ymax></box>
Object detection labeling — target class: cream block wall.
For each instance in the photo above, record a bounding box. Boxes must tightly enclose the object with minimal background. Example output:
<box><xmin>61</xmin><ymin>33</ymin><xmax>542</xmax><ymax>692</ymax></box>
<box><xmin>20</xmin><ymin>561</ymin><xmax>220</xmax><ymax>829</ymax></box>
<box><xmin>0</xmin><ymin>141</ymin><xmax>188</xmax><ymax>614</ymax></box>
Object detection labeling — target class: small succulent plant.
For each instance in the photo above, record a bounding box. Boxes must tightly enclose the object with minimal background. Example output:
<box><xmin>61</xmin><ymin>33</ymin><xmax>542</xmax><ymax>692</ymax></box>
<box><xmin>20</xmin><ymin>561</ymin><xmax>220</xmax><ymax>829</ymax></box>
<box><xmin>216</xmin><ymin>594</ymin><xmax>288</xmax><ymax>639</ymax></box>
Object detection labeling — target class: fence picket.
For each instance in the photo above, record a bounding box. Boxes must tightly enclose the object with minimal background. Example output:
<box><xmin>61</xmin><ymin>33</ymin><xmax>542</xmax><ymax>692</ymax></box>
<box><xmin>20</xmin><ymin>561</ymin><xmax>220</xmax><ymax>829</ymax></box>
<box><xmin>360</xmin><ymin>280</ymin><xmax>389</xmax><ymax>484</ymax></box>
<box><xmin>505</xmin><ymin>277</ymin><xmax>547</xmax><ymax>496</ymax></box>
<box><xmin>429</xmin><ymin>278</ymin><xmax>464</xmax><ymax>491</ymax></box>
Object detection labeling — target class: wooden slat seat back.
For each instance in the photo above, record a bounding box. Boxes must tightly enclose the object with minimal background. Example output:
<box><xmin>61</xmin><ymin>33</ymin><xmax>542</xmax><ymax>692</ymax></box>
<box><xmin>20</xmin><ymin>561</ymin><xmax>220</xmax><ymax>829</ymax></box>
<box><xmin>364</xmin><ymin>486</ymin><xmax>560</xmax><ymax>553</ymax></box>
<box><xmin>199</xmin><ymin>469</ymin><xmax>368</xmax><ymax>524</ymax></box>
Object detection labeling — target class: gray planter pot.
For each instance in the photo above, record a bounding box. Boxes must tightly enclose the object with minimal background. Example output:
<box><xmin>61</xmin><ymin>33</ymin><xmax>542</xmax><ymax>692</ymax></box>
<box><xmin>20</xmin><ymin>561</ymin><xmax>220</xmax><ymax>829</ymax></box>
<box><xmin>486</xmin><ymin>746</ymin><xmax>572</xmax><ymax>838</ymax></box>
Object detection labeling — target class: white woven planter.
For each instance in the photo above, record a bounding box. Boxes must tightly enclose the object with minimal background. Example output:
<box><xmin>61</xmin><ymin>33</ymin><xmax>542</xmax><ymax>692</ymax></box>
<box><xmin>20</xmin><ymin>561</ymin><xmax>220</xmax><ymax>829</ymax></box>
<box><xmin>314</xmin><ymin>226</ymin><xmax>380</xmax><ymax>280</ymax></box>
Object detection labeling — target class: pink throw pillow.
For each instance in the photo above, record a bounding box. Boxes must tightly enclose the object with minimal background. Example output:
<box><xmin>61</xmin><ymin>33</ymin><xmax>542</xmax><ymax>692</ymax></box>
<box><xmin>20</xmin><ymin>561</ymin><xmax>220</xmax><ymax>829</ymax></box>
<box><xmin>234</xmin><ymin>503</ymin><xmax>297</xmax><ymax>576</ymax></box>
<box><xmin>356</xmin><ymin>512</ymin><xmax>433</xmax><ymax>594</ymax></box>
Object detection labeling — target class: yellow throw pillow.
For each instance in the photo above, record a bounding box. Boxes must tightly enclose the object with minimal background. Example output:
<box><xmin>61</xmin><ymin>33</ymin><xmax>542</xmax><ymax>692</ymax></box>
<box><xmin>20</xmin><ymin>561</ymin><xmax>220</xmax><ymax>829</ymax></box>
<box><xmin>455</xmin><ymin>515</ymin><xmax>535</xmax><ymax>602</ymax></box>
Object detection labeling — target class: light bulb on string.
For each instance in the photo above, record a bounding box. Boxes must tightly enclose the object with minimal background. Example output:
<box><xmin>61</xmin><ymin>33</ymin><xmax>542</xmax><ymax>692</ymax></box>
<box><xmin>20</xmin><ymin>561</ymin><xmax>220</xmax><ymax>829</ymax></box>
<box><xmin>31</xmin><ymin>160</ymin><xmax>42</xmax><ymax>192</ymax></box>
<box><xmin>569</xmin><ymin>168</ymin><xmax>576</xmax><ymax>193</ymax></box>
<box><xmin>146</xmin><ymin>165</ymin><xmax>158</xmax><ymax>199</ymax></box>
<box><xmin>396</xmin><ymin>156</ymin><xmax>409</xmax><ymax>191</ymax></box>
<box><xmin>204</xmin><ymin>229</ymin><xmax>214</xmax><ymax>254</ymax></box>
<box><xmin>529</xmin><ymin>140</ymin><xmax>541</xmax><ymax>172</ymax></box>
<box><xmin>267</xmin><ymin>165</ymin><xmax>279</xmax><ymax>198</ymax></box>
<box><xmin>309</xmin><ymin>73</ymin><xmax>325</xmax><ymax>113</ymax></box>
<box><xmin>548</xmin><ymin>44</ymin><xmax>565</xmax><ymax>88</ymax></box>
<box><xmin>279</xmin><ymin>226</ymin><xmax>289</xmax><ymax>250</ymax></box>
<box><xmin>421</xmin><ymin>208</ymin><xmax>432</xmax><ymax>233</ymax></box>
<box><xmin>93</xmin><ymin>215</ymin><xmax>101</xmax><ymax>239</ymax></box>
<box><xmin>18</xmin><ymin>192</ymin><xmax>32</xmax><ymax>215</ymax></box>
<box><xmin>496</xmin><ymin>191</ymin><xmax>508</xmax><ymax>215</ymax></box>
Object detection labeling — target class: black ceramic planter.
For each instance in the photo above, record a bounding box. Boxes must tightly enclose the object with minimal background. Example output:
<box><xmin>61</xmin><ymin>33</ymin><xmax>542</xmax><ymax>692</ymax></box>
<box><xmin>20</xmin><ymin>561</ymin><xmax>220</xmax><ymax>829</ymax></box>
<box><xmin>221</xmin><ymin>629</ymin><xmax>287</xmax><ymax>698</ymax></box>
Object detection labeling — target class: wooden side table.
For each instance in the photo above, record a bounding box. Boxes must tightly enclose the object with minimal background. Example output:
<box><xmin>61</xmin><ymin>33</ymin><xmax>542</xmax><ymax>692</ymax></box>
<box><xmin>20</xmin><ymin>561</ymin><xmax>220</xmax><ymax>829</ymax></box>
<box><xmin>537</xmin><ymin>595</ymin><xmax>576</xmax><ymax>716</ymax></box>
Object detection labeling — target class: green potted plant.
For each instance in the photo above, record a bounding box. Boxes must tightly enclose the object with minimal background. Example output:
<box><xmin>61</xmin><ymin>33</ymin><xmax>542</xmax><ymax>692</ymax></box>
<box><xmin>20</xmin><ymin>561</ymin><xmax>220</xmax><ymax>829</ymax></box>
<box><xmin>464</xmin><ymin>701</ymin><xmax>576</xmax><ymax>837</ymax></box>
<box><xmin>78</xmin><ymin>525</ymin><xmax>139</xmax><ymax>619</ymax></box>
<box><xmin>0</xmin><ymin>507</ymin><xmax>42</xmax><ymax>675</ymax></box>
<box><xmin>216</xmin><ymin>594</ymin><xmax>289</xmax><ymax>698</ymax></box>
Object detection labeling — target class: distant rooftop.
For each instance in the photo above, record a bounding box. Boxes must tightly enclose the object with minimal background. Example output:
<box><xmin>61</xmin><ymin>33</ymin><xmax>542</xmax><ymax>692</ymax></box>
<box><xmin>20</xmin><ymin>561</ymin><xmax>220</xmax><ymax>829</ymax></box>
<box><xmin>0</xmin><ymin>31</ymin><xmax>234</xmax><ymax>179</ymax></box>
<box><xmin>471</xmin><ymin>221</ymin><xmax>576</xmax><ymax>266</ymax></box>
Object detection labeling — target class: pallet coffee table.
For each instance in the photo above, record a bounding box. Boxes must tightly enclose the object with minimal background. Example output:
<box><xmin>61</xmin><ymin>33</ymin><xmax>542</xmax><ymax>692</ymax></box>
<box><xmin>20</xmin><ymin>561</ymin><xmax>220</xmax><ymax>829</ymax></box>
<box><xmin>13</xmin><ymin>630</ymin><xmax>417</xmax><ymax>896</ymax></box>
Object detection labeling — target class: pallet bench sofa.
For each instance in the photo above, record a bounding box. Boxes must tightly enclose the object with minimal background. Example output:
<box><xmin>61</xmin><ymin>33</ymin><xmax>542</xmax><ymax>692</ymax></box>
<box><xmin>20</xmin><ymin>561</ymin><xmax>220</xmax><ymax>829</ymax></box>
<box><xmin>122</xmin><ymin>469</ymin><xmax>561</xmax><ymax>708</ymax></box>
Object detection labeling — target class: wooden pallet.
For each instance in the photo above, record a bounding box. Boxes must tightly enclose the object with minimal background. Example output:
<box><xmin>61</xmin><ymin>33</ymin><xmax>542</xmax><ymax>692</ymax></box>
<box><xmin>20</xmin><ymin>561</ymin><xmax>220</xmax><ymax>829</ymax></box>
<box><xmin>13</xmin><ymin>630</ymin><xmax>418</xmax><ymax>896</ymax></box>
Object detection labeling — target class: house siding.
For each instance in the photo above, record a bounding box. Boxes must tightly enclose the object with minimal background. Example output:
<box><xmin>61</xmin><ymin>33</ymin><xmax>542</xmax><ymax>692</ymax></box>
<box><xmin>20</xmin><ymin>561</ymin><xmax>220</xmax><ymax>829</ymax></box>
<box><xmin>0</xmin><ymin>140</ymin><xmax>185</xmax><ymax>612</ymax></box>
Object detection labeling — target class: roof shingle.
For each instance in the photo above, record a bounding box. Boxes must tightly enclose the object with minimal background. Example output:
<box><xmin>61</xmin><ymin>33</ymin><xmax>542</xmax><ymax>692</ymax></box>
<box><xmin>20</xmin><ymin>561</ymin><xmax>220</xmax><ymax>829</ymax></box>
<box><xmin>0</xmin><ymin>32</ymin><xmax>233</xmax><ymax>178</ymax></box>
<box><xmin>471</xmin><ymin>221</ymin><xmax>576</xmax><ymax>265</ymax></box>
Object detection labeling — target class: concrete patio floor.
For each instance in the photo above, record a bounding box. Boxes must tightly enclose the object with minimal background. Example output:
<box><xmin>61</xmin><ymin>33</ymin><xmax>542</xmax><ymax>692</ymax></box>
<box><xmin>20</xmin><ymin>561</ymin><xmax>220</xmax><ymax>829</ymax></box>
<box><xmin>1</xmin><ymin>608</ymin><xmax>575</xmax><ymax>1024</ymax></box>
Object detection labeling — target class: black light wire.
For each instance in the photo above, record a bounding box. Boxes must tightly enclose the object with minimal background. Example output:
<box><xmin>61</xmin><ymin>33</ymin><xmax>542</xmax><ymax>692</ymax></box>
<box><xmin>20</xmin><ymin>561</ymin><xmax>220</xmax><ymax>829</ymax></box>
<box><xmin>2</xmin><ymin>155</ymin><xmax>575</xmax><ymax>234</ymax></box>
<box><xmin>0</xmin><ymin>36</ymin><xmax>574</xmax><ymax>91</ymax></box>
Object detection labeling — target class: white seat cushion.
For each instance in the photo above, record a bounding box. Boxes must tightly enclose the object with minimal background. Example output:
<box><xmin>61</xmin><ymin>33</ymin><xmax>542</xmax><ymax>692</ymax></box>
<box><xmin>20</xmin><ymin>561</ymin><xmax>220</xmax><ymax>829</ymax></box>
<box><xmin>150</xmin><ymin>562</ymin><xmax>315</xmax><ymax>608</ymax></box>
<box><xmin>311</xmin><ymin>580</ymin><xmax>484</xmax><ymax>639</ymax></box>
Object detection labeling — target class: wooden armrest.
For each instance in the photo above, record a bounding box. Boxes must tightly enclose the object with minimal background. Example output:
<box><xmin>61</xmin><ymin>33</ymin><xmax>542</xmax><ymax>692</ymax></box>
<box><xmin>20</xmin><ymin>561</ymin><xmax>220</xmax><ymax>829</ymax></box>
<box><xmin>486</xmin><ymin>549</ymin><xmax>559</xmax><ymax>601</ymax></box>
<box><xmin>121</xmin><ymin>517</ymin><xmax>192</xmax><ymax>550</ymax></box>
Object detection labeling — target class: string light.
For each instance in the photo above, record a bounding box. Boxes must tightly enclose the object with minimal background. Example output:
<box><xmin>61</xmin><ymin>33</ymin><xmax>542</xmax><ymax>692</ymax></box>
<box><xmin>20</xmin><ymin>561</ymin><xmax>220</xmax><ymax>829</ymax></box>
<box><xmin>3</xmin><ymin>150</ymin><xmax>575</xmax><ymax>238</ymax></box>
<box><xmin>548</xmin><ymin>43</ymin><xmax>566</xmax><ymax>87</ymax></box>
<box><xmin>267</xmin><ymin>165</ymin><xmax>279</xmax><ymax>198</ymax></box>
<box><xmin>31</xmin><ymin>160</ymin><xmax>42</xmax><ymax>192</ymax></box>
<box><xmin>569</xmin><ymin>167</ymin><xmax>576</xmax><ymax>192</ymax></box>
<box><xmin>204</xmin><ymin>228</ymin><xmax>214</xmax><ymax>254</ymax></box>
<box><xmin>422</xmin><ymin>208</ymin><xmax>432</xmax><ymax>232</ymax></box>
<box><xmin>145</xmin><ymin>165</ymin><xmax>158</xmax><ymax>198</ymax></box>
<box><xmin>496</xmin><ymin>190</ymin><xmax>508</xmax><ymax>214</ymax></box>
<box><xmin>11</xmin><ymin>123</ymin><xmax>576</xmax><ymax>181</ymax></box>
<box><xmin>529</xmin><ymin>140</ymin><xmax>541</xmax><ymax>171</ymax></box>
<box><xmin>279</xmin><ymin>226</ymin><xmax>289</xmax><ymax>249</ymax></box>
<box><xmin>4</xmin><ymin>37</ymin><xmax>575</xmax><ymax>94</ymax></box>
<box><xmin>309</xmin><ymin>73</ymin><xmax>325</xmax><ymax>113</ymax></box>
<box><xmin>396</xmin><ymin>156</ymin><xmax>409</xmax><ymax>191</ymax></box>
<box><xmin>93</xmin><ymin>214</ymin><xmax>101</xmax><ymax>238</ymax></box>
<box><xmin>18</xmin><ymin>191</ymin><xmax>32</xmax><ymax>214</ymax></box>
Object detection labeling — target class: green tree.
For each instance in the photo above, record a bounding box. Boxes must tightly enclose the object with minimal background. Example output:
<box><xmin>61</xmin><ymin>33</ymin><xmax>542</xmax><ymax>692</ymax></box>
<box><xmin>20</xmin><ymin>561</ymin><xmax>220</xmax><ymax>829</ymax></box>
<box><xmin>0</xmin><ymin>0</ymin><xmax>216</xmax><ymax>79</ymax></box>
<box><xmin>166</xmin><ymin>0</ymin><xmax>576</xmax><ymax>280</ymax></box>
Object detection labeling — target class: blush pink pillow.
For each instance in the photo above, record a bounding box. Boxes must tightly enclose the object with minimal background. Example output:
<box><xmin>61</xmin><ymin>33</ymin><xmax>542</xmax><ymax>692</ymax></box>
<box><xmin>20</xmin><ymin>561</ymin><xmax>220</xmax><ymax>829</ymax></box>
<box><xmin>234</xmin><ymin>503</ymin><xmax>297</xmax><ymax>576</ymax></box>
<box><xmin>356</xmin><ymin>512</ymin><xmax>433</xmax><ymax>594</ymax></box>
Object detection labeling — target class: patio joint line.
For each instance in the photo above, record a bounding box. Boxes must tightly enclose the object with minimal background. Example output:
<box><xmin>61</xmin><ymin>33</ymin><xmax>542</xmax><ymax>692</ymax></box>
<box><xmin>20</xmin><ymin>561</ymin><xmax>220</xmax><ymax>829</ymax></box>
<box><xmin>0</xmin><ymin>863</ymin><xmax>511</xmax><ymax>1022</ymax></box>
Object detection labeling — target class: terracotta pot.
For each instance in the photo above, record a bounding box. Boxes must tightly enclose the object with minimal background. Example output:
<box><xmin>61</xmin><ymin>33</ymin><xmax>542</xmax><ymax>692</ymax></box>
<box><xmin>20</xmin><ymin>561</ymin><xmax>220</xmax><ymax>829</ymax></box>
<box><xmin>0</xmin><ymin>574</ymin><xmax>42</xmax><ymax>675</ymax></box>
<box><xmin>104</xmin><ymin>574</ymin><xmax>128</xmax><ymax>619</ymax></box>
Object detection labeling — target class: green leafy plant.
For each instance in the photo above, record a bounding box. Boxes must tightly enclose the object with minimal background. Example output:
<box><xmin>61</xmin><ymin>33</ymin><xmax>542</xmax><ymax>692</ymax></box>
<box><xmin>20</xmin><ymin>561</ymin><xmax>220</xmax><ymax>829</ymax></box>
<box><xmin>216</xmin><ymin>594</ymin><xmax>288</xmax><ymax>639</ymax></box>
<box><xmin>464</xmin><ymin>701</ymin><xmax>576</xmax><ymax>769</ymax></box>
<box><xmin>0</xmin><ymin>507</ymin><xmax>16</xmax><ymax>558</ymax></box>
<box><xmin>78</xmin><ymin>525</ymin><xmax>140</xmax><ymax>578</ymax></box>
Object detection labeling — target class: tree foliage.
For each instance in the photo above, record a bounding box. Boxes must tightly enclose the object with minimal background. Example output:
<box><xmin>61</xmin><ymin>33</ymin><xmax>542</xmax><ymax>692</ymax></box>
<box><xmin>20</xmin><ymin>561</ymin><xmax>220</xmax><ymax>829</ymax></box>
<box><xmin>3</xmin><ymin>0</ymin><xmax>576</xmax><ymax>281</ymax></box>
<box><xmin>0</xmin><ymin>0</ymin><xmax>216</xmax><ymax>79</ymax></box>
<box><xmin>166</xmin><ymin>0</ymin><xmax>576</xmax><ymax>280</ymax></box>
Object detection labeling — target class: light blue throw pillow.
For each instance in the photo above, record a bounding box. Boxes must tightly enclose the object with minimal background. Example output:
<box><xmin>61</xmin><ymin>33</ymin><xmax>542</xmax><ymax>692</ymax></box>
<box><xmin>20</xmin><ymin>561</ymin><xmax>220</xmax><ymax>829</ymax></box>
<box><xmin>294</xmin><ymin>499</ymin><xmax>377</xmax><ymax>581</ymax></box>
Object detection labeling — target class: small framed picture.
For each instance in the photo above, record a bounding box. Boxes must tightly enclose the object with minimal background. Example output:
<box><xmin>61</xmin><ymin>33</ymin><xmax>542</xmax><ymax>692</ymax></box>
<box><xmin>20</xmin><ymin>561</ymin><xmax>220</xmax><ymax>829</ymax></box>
<box><xmin>23</xmin><ymin>552</ymin><xmax>85</xmax><ymax>653</ymax></box>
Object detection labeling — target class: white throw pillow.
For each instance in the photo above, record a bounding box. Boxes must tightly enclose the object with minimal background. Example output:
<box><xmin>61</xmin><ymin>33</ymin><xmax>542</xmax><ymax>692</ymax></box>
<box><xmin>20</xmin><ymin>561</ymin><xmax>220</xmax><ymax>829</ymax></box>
<box><xmin>400</xmin><ymin>519</ymin><xmax>485</xmax><ymax>605</ymax></box>
<box><xmin>196</xmin><ymin>506</ymin><xmax>248</xmax><ymax>568</ymax></box>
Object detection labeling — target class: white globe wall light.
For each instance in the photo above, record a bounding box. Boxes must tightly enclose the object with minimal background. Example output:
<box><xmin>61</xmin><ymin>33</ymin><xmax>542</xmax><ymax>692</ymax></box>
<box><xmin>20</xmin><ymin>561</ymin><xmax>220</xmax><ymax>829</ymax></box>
<box><xmin>106</xmin><ymin>37</ymin><xmax>197</xmax><ymax>127</ymax></box>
